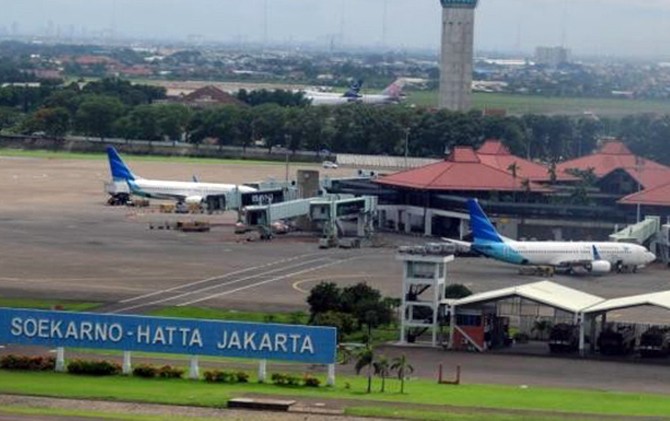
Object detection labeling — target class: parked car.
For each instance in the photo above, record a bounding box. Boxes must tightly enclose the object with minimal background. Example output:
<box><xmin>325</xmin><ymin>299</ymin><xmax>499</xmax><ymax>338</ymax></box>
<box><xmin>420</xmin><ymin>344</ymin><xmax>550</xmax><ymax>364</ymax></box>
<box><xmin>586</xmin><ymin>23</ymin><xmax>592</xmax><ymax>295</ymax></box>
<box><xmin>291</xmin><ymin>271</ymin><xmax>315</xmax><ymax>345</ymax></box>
<box><xmin>322</xmin><ymin>160</ymin><xmax>338</xmax><ymax>169</ymax></box>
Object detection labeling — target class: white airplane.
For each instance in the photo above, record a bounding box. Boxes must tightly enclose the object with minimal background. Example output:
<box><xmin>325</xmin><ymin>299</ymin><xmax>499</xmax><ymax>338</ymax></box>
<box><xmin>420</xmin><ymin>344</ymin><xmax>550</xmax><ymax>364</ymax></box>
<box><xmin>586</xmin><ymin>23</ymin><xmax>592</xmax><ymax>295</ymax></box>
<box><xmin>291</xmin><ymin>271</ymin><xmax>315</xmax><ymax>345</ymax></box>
<box><xmin>444</xmin><ymin>199</ymin><xmax>656</xmax><ymax>274</ymax></box>
<box><xmin>106</xmin><ymin>146</ymin><xmax>255</xmax><ymax>205</ymax></box>
<box><xmin>356</xmin><ymin>79</ymin><xmax>406</xmax><ymax>104</ymax></box>
<box><xmin>304</xmin><ymin>80</ymin><xmax>363</xmax><ymax>106</ymax></box>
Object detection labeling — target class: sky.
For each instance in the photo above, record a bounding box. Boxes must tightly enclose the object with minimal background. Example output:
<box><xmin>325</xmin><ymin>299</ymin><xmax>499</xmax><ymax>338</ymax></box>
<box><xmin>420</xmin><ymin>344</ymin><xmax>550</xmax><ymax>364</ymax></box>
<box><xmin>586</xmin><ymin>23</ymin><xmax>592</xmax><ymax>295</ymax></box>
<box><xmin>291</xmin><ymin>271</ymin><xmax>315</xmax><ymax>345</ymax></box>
<box><xmin>2</xmin><ymin>0</ymin><xmax>670</xmax><ymax>58</ymax></box>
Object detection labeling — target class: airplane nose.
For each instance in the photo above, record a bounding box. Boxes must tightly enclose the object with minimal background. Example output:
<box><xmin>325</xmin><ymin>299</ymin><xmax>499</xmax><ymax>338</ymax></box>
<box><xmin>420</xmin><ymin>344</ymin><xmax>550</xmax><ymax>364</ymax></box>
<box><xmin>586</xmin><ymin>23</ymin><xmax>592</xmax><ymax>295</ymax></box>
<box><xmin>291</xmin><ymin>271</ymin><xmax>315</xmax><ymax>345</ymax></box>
<box><xmin>647</xmin><ymin>252</ymin><xmax>657</xmax><ymax>262</ymax></box>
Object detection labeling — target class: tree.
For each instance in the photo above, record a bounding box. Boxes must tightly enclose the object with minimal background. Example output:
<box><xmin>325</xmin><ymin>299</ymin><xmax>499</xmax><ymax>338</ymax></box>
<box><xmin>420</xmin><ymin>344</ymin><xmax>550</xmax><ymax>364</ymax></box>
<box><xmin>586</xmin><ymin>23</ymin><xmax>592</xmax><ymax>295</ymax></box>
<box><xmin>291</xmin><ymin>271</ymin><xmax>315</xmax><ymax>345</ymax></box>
<box><xmin>354</xmin><ymin>346</ymin><xmax>374</xmax><ymax>394</ymax></box>
<box><xmin>75</xmin><ymin>95</ymin><xmax>125</xmax><ymax>139</ymax></box>
<box><xmin>25</xmin><ymin>107</ymin><xmax>69</xmax><ymax>137</ymax></box>
<box><xmin>155</xmin><ymin>104</ymin><xmax>192</xmax><ymax>141</ymax></box>
<box><xmin>306</xmin><ymin>282</ymin><xmax>341</xmax><ymax>321</ymax></box>
<box><xmin>507</xmin><ymin>161</ymin><xmax>519</xmax><ymax>202</ymax></box>
<box><xmin>311</xmin><ymin>311</ymin><xmax>356</xmax><ymax>340</ymax></box>
<box><xmin>373</xmin><ymin>354</ymin><xmax>391</xmax><ymax>393</ymax></box>
<box><xmin>390</xmin><ymin>354</ymin><xmax>414</xmax><ymax>394</ymax></box>
<box><xmin>444</xmin><ymin>284</ymin><xmax>472</xmax><ymax>299</ymax></box>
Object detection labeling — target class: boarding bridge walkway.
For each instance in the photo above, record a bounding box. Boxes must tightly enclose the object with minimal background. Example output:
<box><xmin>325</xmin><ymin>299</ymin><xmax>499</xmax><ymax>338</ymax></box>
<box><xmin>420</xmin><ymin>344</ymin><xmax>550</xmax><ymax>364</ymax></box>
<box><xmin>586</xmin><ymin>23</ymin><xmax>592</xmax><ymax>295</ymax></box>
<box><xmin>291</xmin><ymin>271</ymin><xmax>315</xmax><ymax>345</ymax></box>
<box><xmin>609</xmin><ymin>216</ymin><xmax>660</xmax><ymax>245</ymax></box>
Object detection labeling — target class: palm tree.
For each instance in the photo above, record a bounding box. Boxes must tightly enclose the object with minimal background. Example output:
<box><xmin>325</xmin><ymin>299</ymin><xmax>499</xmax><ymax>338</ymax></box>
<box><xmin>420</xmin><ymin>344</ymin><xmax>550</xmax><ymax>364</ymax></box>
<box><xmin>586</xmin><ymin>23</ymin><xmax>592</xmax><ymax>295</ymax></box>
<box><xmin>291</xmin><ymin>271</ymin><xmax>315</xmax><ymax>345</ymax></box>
<box><xmin>373</xmin><ymin>355</ymin><xmax>391</xmax><ymax>393</ymax></box>
<box><xmin>390</xmin><ymin>354</ymin><xmax>414</xmax><ymax>394</ymax></box>
<box><xmin>354</xmin><ymin>346</ymin><xmax>374</xmax><ymax>394</ymax></box>
<box><xmin>507</xmin><ymin>161</ymin><xmax>519</xmax><ymax>202</ymax></box>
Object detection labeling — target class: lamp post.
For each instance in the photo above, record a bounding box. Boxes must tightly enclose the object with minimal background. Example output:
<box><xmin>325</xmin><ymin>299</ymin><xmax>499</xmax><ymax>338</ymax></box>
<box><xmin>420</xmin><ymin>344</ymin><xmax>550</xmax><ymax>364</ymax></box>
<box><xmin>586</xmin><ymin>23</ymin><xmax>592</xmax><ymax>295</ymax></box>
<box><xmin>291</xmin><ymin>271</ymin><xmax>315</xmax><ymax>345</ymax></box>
<box><xmin>404</xmin><ymin>128</ymin><xmax>410</xmax><ymax>168</ymax></box>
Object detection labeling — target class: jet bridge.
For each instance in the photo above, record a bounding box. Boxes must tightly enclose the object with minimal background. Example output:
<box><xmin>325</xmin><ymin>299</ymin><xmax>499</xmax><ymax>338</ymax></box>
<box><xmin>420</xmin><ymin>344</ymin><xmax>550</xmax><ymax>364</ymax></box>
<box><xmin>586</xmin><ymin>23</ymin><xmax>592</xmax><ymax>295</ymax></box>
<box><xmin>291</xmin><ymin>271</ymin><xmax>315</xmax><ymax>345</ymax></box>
<box><xmin>242</xmin><ymin>195</ymin><xmax>377</xmax><ymax>240</ymax></box>
<box><xmin>609</xmin><ymin>216</ymin><xmax>660</xmax><ymax>245</ymax></box>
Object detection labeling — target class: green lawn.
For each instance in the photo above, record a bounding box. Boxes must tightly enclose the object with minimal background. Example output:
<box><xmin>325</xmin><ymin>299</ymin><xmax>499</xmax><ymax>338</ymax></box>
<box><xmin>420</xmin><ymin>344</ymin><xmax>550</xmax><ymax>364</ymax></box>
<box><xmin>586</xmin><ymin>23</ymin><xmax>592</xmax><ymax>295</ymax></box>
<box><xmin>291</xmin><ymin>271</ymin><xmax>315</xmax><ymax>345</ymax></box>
<box><xmin>149</xmin><ymin>306</ymin><xmax>308</xmax><ymax>325</ymax></box>
<box><xmin>346</xmin><ymin>406</ymin><xmax>572</xmax><ymax>421</ymax></box>
<box><xmin>0</xmin><ymin>370</ymin><xmax>669</xmax><ymax>417</ymax></box>
<box><xmin>0</xmin><ymin>148</ymin><xmax>296</xmax><ymax>166</ymax></box>
<box><xmin>0</xmin><ymin>406</ymin><xmax>215</xmax><ymax>421</ymax></box>
<box><xmin>0</xmin><ymin>297</ymin><xmax>99</xmax><ymax>312</ymax></box>
<box><xmin>407</xmin><ymin>91</ymin><xmax>670</xmax><ymax>116</ymax></box>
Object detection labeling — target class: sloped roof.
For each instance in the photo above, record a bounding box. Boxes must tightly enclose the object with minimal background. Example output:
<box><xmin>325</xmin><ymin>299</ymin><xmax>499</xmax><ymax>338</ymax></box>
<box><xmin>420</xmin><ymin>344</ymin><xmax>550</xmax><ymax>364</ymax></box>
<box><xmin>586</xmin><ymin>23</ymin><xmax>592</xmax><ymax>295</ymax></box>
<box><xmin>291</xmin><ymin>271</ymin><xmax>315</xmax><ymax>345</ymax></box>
<box><xmin>618</xmin><ymin>181</ymin><xmax>670</xmax><ymax>206</ymax></box>
<box><xmin>583</xmin><ymin>291</ymin><xmax>670</xmax><ymax>314</ymax></box>
<box><xmin>476</xmin><ymin>139</ymin><xmax>576</xmax><ymax>182</ymax></box>
<box><xmin>180</xmin><ymin>85</ymin><xmax>247</xmax><ymax>107</ymax></box>
<box><xmin>375</xmin><ymin>146</ymin><xmax>550</xmax><ymax>192</ymax></box>
<box><xmin>444</xmin><ymin>280</ymin><xmax>605</xmax><ymax>314</ymax></box>
<box><xmin>556</xmin><ymin>139</ymin><xmax>670</xmax><ymax>189</ymax></box>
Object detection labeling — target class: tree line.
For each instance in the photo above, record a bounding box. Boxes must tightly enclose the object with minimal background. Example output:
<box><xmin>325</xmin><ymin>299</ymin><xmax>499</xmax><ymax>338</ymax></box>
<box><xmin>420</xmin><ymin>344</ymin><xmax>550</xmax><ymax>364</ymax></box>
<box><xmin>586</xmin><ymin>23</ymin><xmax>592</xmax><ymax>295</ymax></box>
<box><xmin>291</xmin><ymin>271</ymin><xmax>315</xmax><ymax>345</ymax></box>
<box><xmin>2</xmin><ymin>78</ymin><xmax>670</xmax><ymax>165</ymax></box>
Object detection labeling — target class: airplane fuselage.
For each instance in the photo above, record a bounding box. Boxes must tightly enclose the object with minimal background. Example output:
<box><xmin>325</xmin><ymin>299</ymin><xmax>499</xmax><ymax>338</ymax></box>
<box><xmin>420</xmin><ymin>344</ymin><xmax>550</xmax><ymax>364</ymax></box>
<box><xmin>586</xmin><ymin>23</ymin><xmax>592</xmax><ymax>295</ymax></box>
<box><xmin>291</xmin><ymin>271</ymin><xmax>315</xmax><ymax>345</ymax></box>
<box><xmin>473</xmin><ymin>240</ymin><xmax>655</xmax><ymax>269</ymax></box>
<box><xmin>127</xmin><ymin>179</ymin><xmax>255</xmax><ymax>201</ymax></box>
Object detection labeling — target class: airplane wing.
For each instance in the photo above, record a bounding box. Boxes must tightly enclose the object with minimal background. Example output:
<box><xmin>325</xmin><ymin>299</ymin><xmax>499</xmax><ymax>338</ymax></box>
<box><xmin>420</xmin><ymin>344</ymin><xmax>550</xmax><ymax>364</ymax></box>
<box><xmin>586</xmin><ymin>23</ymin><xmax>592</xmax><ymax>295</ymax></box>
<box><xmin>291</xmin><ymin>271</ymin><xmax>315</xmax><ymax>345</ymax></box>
<box><xmin>441</xmin><ymin>238</ymin><xmax>472</xmax><ymax>253</ymax></box>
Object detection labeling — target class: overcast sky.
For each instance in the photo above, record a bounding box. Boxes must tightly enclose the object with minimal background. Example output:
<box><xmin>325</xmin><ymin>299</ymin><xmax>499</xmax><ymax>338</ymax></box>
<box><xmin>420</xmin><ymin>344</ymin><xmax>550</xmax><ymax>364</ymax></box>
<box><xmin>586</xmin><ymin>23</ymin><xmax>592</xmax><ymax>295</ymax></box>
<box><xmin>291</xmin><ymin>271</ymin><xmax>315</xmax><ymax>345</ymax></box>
<box><xmin>2</xmin><ymin>0</ymin><xmax>670</xmax><ymax>58</ymax></box>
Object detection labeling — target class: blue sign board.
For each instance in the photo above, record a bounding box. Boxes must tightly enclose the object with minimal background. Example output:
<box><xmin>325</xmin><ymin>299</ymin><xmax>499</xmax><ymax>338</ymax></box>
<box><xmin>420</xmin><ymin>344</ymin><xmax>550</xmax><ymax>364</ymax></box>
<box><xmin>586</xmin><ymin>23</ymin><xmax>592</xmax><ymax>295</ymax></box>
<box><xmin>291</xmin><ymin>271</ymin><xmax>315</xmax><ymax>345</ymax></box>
<box><xmin>0</xmin><ymin>308</ymin><xmax>337</xmax><ymax>364</ymax></box>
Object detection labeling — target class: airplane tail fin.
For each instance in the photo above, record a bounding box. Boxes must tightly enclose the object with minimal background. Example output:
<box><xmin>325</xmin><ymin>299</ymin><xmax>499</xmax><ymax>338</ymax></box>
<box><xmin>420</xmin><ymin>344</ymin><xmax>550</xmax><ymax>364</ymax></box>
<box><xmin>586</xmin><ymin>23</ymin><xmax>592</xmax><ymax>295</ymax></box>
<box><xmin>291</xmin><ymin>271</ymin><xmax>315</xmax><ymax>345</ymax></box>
<box><xmin>343</xmin><ymin>79</ymin><xmax>363</xmax><ymax>98</ymax></box>
<box><xmin>592</xmin><ymin>245</ymin><xmax>602</xmax><ymax>261</ymax></box>
<box><xmin>381</xmin><ymin>78</ymin><xmax>406</xmax><ymax>98</ymax></box>
<box><xmin>106</xmin><ymin>146</ymin><xmax>137</xmax><ymax>181</ymax></box>
<box><xmin>467</xmin><ymin>199</ymin><xmax>505</xmax><ymax>243</ymax></box>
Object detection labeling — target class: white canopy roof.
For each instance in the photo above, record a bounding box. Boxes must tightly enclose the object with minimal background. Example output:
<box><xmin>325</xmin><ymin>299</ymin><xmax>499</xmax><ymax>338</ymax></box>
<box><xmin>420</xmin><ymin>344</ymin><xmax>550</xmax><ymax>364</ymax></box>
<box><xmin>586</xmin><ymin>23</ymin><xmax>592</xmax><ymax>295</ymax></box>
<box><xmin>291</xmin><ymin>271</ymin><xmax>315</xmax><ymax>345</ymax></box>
<box><xmin>582</xmin><ymin>291</ymin><xmax>670</xmax><ymax>314</ymax></box>
<box><xmin>444</xmin><ymin>281</ymin><xmax>605</xmax><ymax>314</ymax></box>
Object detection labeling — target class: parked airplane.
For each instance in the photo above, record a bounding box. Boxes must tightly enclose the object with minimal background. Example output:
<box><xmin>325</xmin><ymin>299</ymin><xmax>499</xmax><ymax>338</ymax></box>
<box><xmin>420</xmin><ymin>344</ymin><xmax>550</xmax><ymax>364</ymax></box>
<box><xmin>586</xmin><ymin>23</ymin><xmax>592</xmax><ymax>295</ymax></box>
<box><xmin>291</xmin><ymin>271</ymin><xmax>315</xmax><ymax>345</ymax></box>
<box><xmin>106</xmin><ymin>146</ymin><xmax>255</xmax><ymax>205</ymax></box>
<box><xmin>304</xmin><ymin>80</ymin><xmax>363</xmax><ymax>106</ymax></box>
<box><xmin>356</xmin><ymin>79</ymin><xmax>406</xmax><ymax>104</ymax></box>
<box><xmin>444</xmin><ymin>199</ymin><xmax>656</xmax><ymax>274</ymax></box>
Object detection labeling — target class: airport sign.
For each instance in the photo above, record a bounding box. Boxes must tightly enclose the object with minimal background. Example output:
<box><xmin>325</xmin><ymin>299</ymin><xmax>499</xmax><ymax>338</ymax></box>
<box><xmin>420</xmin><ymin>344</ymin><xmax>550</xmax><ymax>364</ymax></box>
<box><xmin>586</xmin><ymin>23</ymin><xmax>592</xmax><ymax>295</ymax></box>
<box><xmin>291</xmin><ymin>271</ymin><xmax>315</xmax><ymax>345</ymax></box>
<box><xmin>0</xmin><ymin>308</ymin><xmax>337</xmax><ymax>364</ymax></box>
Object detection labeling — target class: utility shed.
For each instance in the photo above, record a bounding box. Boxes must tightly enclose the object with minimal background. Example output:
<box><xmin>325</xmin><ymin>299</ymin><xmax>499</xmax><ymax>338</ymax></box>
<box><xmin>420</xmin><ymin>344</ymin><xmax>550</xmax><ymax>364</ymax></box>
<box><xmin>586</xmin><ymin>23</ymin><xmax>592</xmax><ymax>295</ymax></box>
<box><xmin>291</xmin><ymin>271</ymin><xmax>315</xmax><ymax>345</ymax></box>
<box><xmin>444</xmin><ymin>281</ymin><xmax>604</xmax><ymax>352</ymax></box>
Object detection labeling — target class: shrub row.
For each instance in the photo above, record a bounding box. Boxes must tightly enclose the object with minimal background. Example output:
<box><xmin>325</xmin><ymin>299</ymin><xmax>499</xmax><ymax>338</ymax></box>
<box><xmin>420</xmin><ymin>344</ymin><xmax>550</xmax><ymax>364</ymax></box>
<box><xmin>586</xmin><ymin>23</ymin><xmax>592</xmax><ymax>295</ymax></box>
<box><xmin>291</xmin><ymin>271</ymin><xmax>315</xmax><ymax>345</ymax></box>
<box><xmin>0</xmin><ymin>355</ymin><xmax>55</xmax><ymax>371</ymax></box>
<box><xmin>67</xmin><ymin>359</ymin><xmax>121</xmax><ymax>376</ymax></box>
<box><xmin>271</xmin><ymin>373</ymin><xmax>320</xmax><ymax>387</ymax></box>
<box><xmin>0</xmin><ymin>355</ymin><xmax>323</xmax><ymax>388</ymax></box>
<box><xmin>133</xmin><ymin>364</ymin><xmax>185</xmax><ymax>379</ymax></box>
<box><xmin>203</xmin><ymin>370</ymin><xmax>249</xmax><ymax>383</ymax></box>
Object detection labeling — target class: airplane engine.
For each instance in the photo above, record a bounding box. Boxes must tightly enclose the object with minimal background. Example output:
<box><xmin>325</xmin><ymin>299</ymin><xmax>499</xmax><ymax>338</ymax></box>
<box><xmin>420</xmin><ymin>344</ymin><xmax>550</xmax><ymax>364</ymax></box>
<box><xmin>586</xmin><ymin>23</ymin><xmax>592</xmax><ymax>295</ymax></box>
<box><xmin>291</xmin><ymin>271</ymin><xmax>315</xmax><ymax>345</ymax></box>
<box><xmin>588</xmin><ymin>260</ymin><xmax>612</xmax><ymax>273</ymax></box>
<box><xmin>184</xmin><ymin>195</ymin><xmax>204</xmax><ymax>205</ymax></box>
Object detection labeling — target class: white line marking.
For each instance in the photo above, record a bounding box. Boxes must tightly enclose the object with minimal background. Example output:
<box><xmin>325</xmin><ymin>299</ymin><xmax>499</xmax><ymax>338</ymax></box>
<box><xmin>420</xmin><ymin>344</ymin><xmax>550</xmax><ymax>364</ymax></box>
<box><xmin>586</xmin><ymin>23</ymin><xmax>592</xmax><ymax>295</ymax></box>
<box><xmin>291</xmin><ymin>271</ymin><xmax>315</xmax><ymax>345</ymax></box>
<box><xmin>119</xmin><ymin>253</ymin><xmax>320</xmax><ymax>304</ymax></box>
<box><xmin>178</xmin><ymin>257</ymin><xmax>356</xmax><ymax>306</ymax></box>
<box><xmin>114</xmin><ymin>257</ymin><xmax>329</xmax><ymax>313</ymax></box>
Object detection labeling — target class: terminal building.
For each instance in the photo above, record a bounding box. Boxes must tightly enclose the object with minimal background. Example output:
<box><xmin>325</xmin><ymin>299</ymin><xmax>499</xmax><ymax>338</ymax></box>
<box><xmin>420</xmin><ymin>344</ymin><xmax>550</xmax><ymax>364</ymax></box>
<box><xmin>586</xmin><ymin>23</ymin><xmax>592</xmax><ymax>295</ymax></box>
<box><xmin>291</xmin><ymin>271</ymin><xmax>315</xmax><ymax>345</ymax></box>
<box><xmin>327</xmin><ymin>139</ymin><xmax>670</xmax><ymax>250</ymax></box>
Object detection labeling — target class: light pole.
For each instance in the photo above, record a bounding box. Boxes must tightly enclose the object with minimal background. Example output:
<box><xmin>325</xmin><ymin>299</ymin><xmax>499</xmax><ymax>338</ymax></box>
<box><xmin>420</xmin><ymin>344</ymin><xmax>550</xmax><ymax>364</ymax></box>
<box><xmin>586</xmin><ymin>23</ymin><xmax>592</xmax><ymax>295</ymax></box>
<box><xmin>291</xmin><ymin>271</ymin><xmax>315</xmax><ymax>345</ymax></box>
<box><xmin>404</xmin><ymin>128</ymin><xmax>410</xmax><ymax>168</ymax></box>
<box><xmin>284</xmin><ymin>134</ymin><xmax>291</xmax><ymax>188</ymax></box>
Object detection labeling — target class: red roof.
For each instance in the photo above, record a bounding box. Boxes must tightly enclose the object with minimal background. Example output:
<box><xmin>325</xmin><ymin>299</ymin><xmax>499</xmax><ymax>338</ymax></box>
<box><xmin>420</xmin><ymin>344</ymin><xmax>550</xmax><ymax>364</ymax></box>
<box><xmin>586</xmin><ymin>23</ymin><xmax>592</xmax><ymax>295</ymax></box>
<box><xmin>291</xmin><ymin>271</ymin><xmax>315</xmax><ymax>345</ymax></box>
<box><xmin>619</xmin><ymin>182</ymin><xmax>670</xmax><ymax>206</ymax></box>
<box><xmin>376</xmin><ymin>146</ymin><xmax>550</xmax><ymax>192</ymax></box>
<box><xmin>556</xmin><ymin>139</ymin><xmax>670</xmax><ymax>189</ymax></box>
<box><xmin>476</xmin><ymin>139</ymin><xmax>576</xmax><ymax>182</ymax></box>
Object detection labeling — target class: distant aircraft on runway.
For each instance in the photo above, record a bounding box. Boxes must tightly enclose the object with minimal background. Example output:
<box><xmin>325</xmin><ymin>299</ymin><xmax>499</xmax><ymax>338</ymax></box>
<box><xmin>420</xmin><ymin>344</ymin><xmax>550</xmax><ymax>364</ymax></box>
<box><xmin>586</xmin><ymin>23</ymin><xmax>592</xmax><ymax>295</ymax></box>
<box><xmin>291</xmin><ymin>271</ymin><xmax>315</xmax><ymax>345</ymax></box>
<box><xmin>356</xmin><ymin>79</ymin><xmax>406</xmax><ymax>105</ymax></box>
<box><xmin>106</xmin><ymin>146</ymin><xmax>255</xmax><ymax>206</ymax></box>
<box><xmin>304</xmin><ymin>79</ymin><xmax>363</xmax><ymax>106</ymax></box>
<box><xmin>443</xmin><ymin>199</ymin><xmax>656</xmax><ymax>275</ymax></box>
<box><xmin>306</xmin><ymin>79</ymin><xmax>405</xmax><ymax>106</ymax></box>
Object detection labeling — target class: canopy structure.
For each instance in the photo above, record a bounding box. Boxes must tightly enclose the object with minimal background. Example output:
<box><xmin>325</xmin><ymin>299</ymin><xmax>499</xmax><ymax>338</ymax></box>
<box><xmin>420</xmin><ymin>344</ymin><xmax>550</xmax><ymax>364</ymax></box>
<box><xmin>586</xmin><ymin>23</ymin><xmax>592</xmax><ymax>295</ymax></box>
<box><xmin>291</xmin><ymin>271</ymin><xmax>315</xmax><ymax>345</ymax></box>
<box><xmin>582</xmin><ymin>290</ymin><xmax>670</xmax><ymax>314</ymax></box>
<box><xmin>445</xmin><ymin>280</ymin><xmax>605</xmax><ymax>314</ymax></box>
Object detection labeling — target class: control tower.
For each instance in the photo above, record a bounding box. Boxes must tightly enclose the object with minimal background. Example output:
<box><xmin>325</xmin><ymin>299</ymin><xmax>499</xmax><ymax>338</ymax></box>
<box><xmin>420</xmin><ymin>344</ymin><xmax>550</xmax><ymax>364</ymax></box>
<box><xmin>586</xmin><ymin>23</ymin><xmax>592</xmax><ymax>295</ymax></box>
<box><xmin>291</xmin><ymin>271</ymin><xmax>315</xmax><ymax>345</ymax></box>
<box><xmin>438</xmin><ymin>0</ymin><xmax>479</xmax><ymax>111</ymax></box>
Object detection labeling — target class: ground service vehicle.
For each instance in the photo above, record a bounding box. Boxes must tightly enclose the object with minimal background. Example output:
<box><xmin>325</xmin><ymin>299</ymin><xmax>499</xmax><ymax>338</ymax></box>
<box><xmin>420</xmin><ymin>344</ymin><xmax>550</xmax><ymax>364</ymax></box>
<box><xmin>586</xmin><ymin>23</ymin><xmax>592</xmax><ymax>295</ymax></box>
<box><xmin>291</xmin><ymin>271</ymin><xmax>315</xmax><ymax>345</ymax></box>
<box><xmin>548</xmin><ymin>323</ymin><xmax>579</xmax><ymax>353</ymax></box>
<box><xmin>598</xmin><ymin>325</ymin><xmax>636</xmax><ymax>356</ymax></box>
<box><xmin>638</xmin><ymin>327</ymin><xmax>670</xmax><ymax>358</ymax></box>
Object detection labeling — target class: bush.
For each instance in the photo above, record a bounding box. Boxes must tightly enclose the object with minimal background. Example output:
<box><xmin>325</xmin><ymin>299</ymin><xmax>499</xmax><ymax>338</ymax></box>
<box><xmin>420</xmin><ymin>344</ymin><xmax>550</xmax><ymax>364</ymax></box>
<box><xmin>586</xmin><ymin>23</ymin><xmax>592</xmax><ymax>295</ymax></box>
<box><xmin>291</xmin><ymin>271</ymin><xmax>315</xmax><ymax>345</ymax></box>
<box><xmin>271</xmin><ymin>373</ymin><xmax>301</xmax><ymax>386</ymax></box>
<box><xmin>67</xmin><ymin>359</ymin><xmax>121</xmax><ymax>376</ymax></box>
<box><xmin>0</xmin><ymin>355</ymin><xmax>55</xmax><ymax>371</ymax></box>
<box><xmin>513</xmin><ymin>332</ymin><xmax>530</xmax><ymax>344</ymax></box>
<box><xmin>133</xmin><ymin>364</ymin><xmax>158</xmax><ymax>378</ymax></box>
<box><xmin>158</xmin><ymin>365</ymin><xmax>184</xmax><ymax>379</ymax></box>
<box><xmin>303</xmin><ymin>375</ymin><xmax>320</xmax><ymax>387</ymax></box>
<box><xmin>203</xmin><ymin>370</ymin><xmax>238</xmax><ymax>383</ymax></box>
<box><xmin>236</xmin><ymin>371</ymin><xmax>249</xmax><ymax>383</ymax></box>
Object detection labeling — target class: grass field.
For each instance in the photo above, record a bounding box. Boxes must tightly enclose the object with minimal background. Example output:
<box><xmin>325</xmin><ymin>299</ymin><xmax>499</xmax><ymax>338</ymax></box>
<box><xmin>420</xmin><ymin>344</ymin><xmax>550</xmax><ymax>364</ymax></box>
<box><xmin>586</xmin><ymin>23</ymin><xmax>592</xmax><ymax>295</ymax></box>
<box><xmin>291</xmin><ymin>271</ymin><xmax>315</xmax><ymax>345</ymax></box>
<box><xmin>407</xmin><ymin>91</ymin><xmax>670</xmax><ymax>116</ymax></box>
<box><xmin>0</xmin><ymin>148</ymin><xmax>290</xmax><ymax>166</ymax></box>
<box><xmin>0</xmin><ymin>297</ymin><xmax>99</xmax><ymax>312</ymax></box>
<box><xmin>0</xmin><ymin>370</ymin><xmax>669</xmax><ymax>418</ymax></box>
<box><xmin>149</xmin><ymin>306</ymin><xmax>308</xmax><ymax>325</ymax></box>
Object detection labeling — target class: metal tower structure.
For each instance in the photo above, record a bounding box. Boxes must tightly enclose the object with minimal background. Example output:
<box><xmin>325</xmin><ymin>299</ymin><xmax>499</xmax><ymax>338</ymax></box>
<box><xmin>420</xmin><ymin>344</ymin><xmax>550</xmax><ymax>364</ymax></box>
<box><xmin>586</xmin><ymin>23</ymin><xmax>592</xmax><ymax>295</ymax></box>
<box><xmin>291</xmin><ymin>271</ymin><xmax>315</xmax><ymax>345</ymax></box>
<box><xmin>438</xmin><ymin>0</ymin><xmax>479</xmax><ymax>111</ymax></box>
